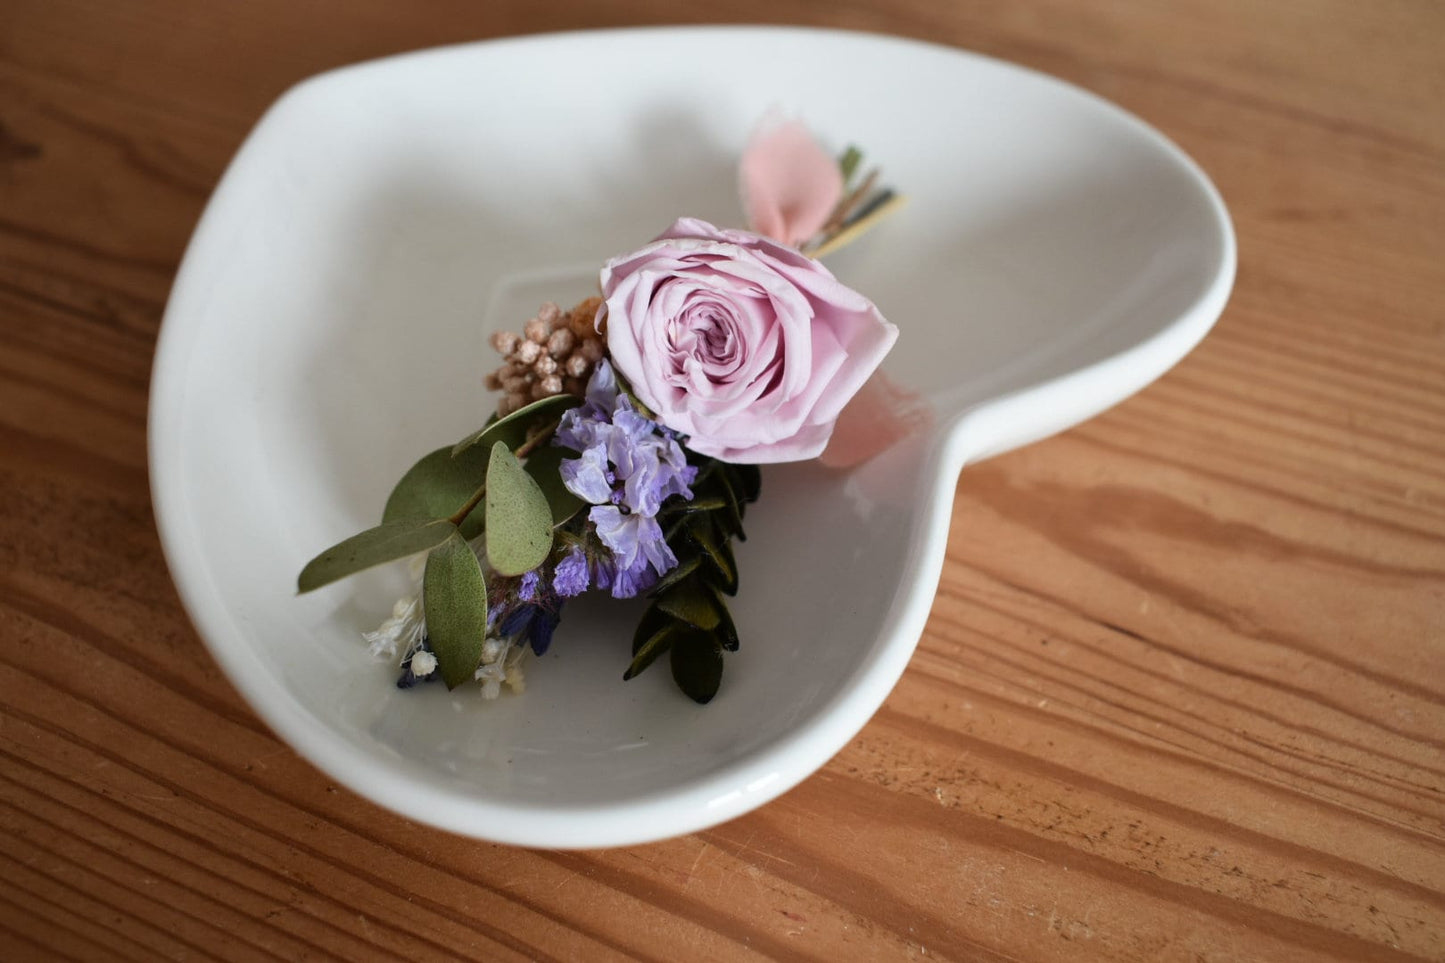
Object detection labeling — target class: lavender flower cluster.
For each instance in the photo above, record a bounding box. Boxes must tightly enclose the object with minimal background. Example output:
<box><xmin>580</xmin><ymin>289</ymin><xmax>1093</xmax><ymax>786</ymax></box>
<box><xmin>391</xmin><ymin>361</ymin><xmax>698</xmax><ymax>692</ymax></box>
<box><xmin>550</xmin><ymin>360</ymin><xmax>698</xmax><ymax>599</ymax></box>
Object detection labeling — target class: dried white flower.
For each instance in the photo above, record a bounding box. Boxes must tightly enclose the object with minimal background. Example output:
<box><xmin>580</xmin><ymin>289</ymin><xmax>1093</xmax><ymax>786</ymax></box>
<box><xmin>409</xmin><ymin>650</ymin><xmax>437</xmax><ymax>677</ymax></box>
<box><xmin>362</xmin><ymin>592</ymin><xmax>425</xmax><ymax>662</ymax></box>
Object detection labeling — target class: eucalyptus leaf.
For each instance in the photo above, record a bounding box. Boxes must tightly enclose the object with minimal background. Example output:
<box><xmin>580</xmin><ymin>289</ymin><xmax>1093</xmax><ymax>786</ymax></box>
<box><xmin>297</xmin><ymin>518</ymin><xmax>457</xmax><ymax>594</ymax></box>
<box><xmin>521</xmin><ymin>443</ymin><xmax>587</xmax><ymax>527</ymax></box>
<box><xmin>670</xmin><ymin>630</ymin><xmax>724</xmax><ymax>704</ymax></box>
<box><xmin>484</xmin><ymin>441</ymin><xmax>554</xmax><ymax>576</ymax></box>
<box><xmin>383</xmin><ymin>445</ymin><xmax>489</xmax><ymax>539</ymax></box>
<box><xmin>451</xmin><ymin>394</ymin><xmax>581</xmax><ymax>458</ymax></box>
<box><xmin>422</xmin><ymin>532</ymin><xmax>489</xmax><ymax>689</ymax></box>
<box><xmin>655</xmin><ymin>576</ymin><xmax>720</xmax><ymax>631</ymax></box>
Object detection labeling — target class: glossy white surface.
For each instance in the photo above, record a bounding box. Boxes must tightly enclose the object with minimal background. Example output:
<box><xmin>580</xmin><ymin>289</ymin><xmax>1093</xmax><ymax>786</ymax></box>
<box><xmin>149</xmin><ymin>27</ymin><xmax>1234</xmax><ymax>848</ymax></box>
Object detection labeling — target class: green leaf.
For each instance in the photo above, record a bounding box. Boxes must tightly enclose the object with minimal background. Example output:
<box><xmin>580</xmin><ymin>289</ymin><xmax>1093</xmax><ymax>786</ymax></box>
<box><xmin>298</xmin><ymin>518</ymin><xmax>457</xmax><ymax>594</ymax></box>
<box><xmin>709</xmin><ymin>585</ymin><xmax>740</xmax><ymax>651</ymax></box>
<box><xmin>422</xmin><ymin>533</ymin><xmax>489</xmax><ymax>689</ymax></box>
<box><xmin>688</xmin><ymin>518</ymin><xmax>737</xmax><ymax>595</ymax></box>
<box><xmin>649</xmin><ymin>554</ymin><xmax>702</xmax><ymax>598</ymax></box>
<box><xmin>625</xmin><ymin>609</ymin><xmax>680</xmax><ymax>680</ymax></box>
<box><xmin>484</xmin><ymin>441</ymin><xmax>554</xmax><ymax>576</ymax></box>
<box><xmin>712</xmin><ymin>470</ymin><xmax>746</xmax><ymax>541</ymax></box>
<box><xmin>655</xmin><ymin>576</ymin><xmax>720</xmax><ymax>631</ymax></box>
<box><xmin>383</xmin><ymin>446</ymin><xmax>490</xmax><ymax>539</ymax></box>
<box><xmin>631</xmin><ymin>604</ymin><xmax>673</xmax><ymax>656</ymax></box>
<box><xmin>660</xmin><ymin>496</ymin><xmax>728</xmax><ymax>516</ymax></box>
<box><xmin>451</xmin><ymin>394</ymin><xmax>581</xmax><ymax>458</ymax></box>
<box><xmin>520</xmin><ymin>443</ymin><xmax>587</xmax><ymax>527</ymax></box>
<box><xmin>838</xmin><ymin>145</ymin><xmax>863</xmax><ymax>185</ymax></box>
<box><xmin>670</xmin><ymin>630</ymin><xmax>724</xmax><ymax>704</ymax></box>
<box><xmin>689</xmin><ymin>455</ymin><xmax>720</xmax><ymax>488</ymax></box>
<box><xmin>729</xmin><ymin>464</ymin><xmax>762</xmax><ymax>504</ymax></box>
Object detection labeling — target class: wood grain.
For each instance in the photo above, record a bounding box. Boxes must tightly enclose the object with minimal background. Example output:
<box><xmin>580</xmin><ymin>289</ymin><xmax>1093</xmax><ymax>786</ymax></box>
<box><xmin>1</xmin><ymin>1</ymin><xmax>1442</xmax><ymax>960</ymax></box>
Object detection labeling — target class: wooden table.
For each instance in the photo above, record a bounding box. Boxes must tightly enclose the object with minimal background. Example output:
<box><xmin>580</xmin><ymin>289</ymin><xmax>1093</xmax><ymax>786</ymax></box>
<box><xmin>2</xmin><ymin>2</ymin><xmax>1441</xmax><ymax>960</ymax></box>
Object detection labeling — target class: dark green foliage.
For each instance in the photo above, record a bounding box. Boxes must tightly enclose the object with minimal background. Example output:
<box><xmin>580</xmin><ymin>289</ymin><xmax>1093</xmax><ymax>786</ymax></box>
<box><xmin>625</xmin><ymin>455</ymin><xmax>761</xmax><ymax>703</ymax></box>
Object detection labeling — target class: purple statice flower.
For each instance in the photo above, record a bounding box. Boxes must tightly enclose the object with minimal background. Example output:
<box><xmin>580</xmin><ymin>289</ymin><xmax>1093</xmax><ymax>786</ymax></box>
<box><xmin>497</xmin><ymin>580</ymin><xmax>564</xmax><ymax>656</ymax></box>
<box><xmin>559</xmin><ymin>444</ymin><xmax>613</xmax><ymax>505</ymax></box>
<box><xmin>556</xmin><ymin>361</ymin><xmax>698</xmax><ymax>519</ymax></box>
<box><xmin>518</xmin><ymin>569</ymin><xmax>541</xmax><ymax>602</ymax></box>
<box><xmin>554</xmin><ymin>360</ymin><xmax>698</xmax><ymax>598</ymax></box>
<box><xmin>552</xmin><ymin>545</ymin><xmax>590</xmax><ymax>597</ymax></box>
<box><xmin>589</xmin><ymin>506</ymin><xmax>677</xmax><ymax>598</ymax></box>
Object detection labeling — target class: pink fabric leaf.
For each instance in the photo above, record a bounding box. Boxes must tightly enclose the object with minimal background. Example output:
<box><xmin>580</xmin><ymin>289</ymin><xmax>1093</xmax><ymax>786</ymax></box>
<box><xmin>740</xmin><ymin>118</ymin><xmax>845</xmax><ymax>247</ymax></box>
<box><xmin>818</xmin><ymin>371</ymin><xmax>934</xmax><ymax>469</ymax></box>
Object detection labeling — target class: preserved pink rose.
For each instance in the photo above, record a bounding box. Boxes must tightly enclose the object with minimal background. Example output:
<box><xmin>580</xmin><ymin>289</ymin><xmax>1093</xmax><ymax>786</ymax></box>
<box><xmin>600</xmin><ymin>217</ymin><xmax>898</xmax><ymax>463</ymax></box>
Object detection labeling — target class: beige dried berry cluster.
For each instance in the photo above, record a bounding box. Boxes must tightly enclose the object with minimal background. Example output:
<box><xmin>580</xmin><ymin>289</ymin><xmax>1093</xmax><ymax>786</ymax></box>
<box><xmin>486</xmin><ymin>297</ymin><xmax>605</xmax><ymax>416</ymax></box>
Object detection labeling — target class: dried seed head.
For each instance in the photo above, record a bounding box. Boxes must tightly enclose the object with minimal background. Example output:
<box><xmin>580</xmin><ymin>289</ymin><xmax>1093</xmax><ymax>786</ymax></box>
<box><xmin>523</xmin><ymin>316</ymin><xmax>550</xmax><ymax>344</ymax></box>
<box><xmin>490</xmin><ymin>330</ymin><xmax>519</xmax><ymax>355</ymax></box>
<box><xmin>487</xmin><ymin>296</ymin><xmax>607</xmax><ymax>415</ymax></box>
<box><xmin>546</xmin><ymin>328</ymin><xmax>574</xmax><ymax>358</ymax></box>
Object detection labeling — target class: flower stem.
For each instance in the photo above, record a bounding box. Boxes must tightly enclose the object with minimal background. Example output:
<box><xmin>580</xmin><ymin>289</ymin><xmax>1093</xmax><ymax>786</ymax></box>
<box><xmin>448</xmin><ymin>484</ymin><xmax>487</xmax><ymax>528</ymax></box>
<box><xmin>446</xmin><ymin>417</ymin><xmax>562</xmax><ymax>527</ymax></box>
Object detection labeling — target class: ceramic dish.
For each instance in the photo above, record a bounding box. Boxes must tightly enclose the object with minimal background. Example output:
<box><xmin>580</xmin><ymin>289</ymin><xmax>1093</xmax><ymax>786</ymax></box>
<box><xmin>149</xmin><ymin>26</ymin><xmax>1234</xmax><ymax>847</ymax></box>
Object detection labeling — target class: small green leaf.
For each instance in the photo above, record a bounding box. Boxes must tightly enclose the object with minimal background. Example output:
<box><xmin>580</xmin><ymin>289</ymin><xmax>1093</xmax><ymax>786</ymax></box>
<box><xmin>670</xmin><ymin>630</ymin><xmax>724</xmax><ymax>704</ymax></box>
<box><xmin>631</xmin><ymin>604</ymin><xmax>673</xmax><ymax>656</ymax></box>
<box><xmin>383</xmin><ymin>446</ymin><xmax>490</xmax><ymax>539</ymax></box>
<box><xmin>689</xmin><ymin>456</ymin><xmax>720</xmax><ymax>488</ymax></box>
<box><xmin>688</xmin><ymin>518</ymin><xmax>737</xmax><ymax>595</ymax></box>
<box><xmin>729</xmin><ymin>464</ymin><xmax>762</xmax><ymax>504</ymax></box>
<box><xmin>709</xmin><ymin>585</ymin><xmax>739</xmax><ymax>651</ymax></box>
<box><xmin>484</xmin><ymin>441</ymin><xmax>554</xmax><ymax>576</ymax></box>
<box><xmin>451</xmin><ymin>394</ymin><xmax>581</xmax><ymax>457</ymax></box>
<box><xmin>838</xmin><ymin>145</ymin><xmax>863</xmax><ymax>185</ymax></box>
<box><xmin>655</xmin><ymin>576</ymin><xmax>720</xmax><ymax>631</ymax></box>
<box><xmin>712</xmin><ymin>471</ymin><xmax>746</xmax><ymax>541</ymax></box>
<box><xmin>423</xmin><ymin>533</ymin><xmax>489</xmax><ymax>689</ymax></box>
<box><xmin>660</xmin><ymin>496</ymin><xmax>728</xmax><ymax>516</ymax></box>
<box><xmin>521</xmin><ymin>443</ymin><xmax>587</xmax><ymax>527</ymax></box>
<box><xmin>625</xmin><ymin>614</ymin><xmax>679</xmax><ymax>681</ymax></box>
<box><xmin>713</xmin><ymin>537</ymin><xmax>738</xmax><ymax>595</ymax></box>
<box><xmin>298</xmin><ymin>518</ymin><xmax>457</xmax><ymax>593</ymax></box>
<box><xmin>649</xmin><ymin>554</ymin><xmax>702</xmax><ymax>598</ymax></box>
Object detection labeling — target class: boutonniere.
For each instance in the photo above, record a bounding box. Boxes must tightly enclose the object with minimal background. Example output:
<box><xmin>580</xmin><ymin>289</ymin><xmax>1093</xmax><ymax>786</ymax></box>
<box><xmin>298</xmin><ymin>117</ymin><xmax>903</xmax><ymax>703</ymax></box>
